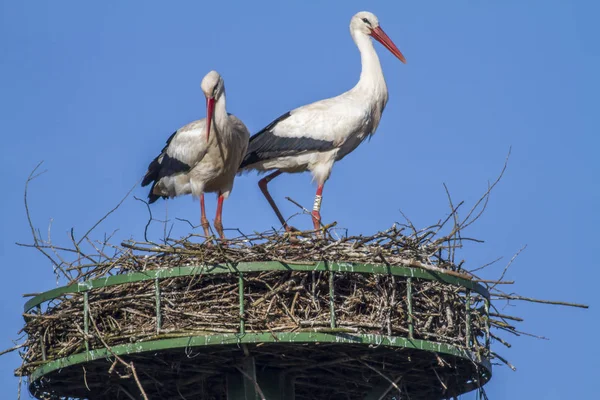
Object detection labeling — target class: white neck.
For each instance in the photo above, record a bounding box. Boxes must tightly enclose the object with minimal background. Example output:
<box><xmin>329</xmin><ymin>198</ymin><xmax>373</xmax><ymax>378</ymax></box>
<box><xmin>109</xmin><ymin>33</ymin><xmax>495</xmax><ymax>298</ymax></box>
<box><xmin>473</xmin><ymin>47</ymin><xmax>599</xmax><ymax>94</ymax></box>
<box><xmin>213</xmin><ymin>91</ymin><xmax>231</xmax><ymax>137</ymax></box>
<box><xmin>352</xmin><ymin>30</ymin><xmax>387</xmax><ymax>94</ymax></box>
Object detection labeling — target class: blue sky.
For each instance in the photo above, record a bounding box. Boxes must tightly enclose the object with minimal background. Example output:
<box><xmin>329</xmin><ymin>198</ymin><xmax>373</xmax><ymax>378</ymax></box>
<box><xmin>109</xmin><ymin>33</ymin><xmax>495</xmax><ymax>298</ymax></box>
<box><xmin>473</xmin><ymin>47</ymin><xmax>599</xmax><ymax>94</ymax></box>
<box><xmin>0</xmin><ymin>0</ymin><xmax>598</xmax><ymax>398</ymax></box>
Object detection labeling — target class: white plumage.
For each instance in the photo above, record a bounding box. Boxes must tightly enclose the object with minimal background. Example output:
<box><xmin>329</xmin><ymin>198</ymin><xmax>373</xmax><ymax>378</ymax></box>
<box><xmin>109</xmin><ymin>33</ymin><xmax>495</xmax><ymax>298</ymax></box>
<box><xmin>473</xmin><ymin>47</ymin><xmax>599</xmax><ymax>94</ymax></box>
<box><xmin>240</xmin><ymin>11</ymin><xmax>406</xmax><ymax>231</ymax></box>
<box><xmin>143</xmin><ymin>70</ymin><xmax>250</xmax><ymax>239</ymax></box>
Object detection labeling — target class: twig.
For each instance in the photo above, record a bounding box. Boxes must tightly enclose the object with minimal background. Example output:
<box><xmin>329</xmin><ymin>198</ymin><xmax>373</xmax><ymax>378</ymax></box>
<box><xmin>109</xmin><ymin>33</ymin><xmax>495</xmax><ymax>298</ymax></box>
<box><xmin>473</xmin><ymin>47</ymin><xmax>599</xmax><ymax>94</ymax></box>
<box><xmin>491</xmin><ymin>351</ymin><xmax>517</xmax><ymax>371</ymax></box>
<box><xmin>360</xmin><ymin>361</ymin><xmax>402</xmax><ymax>396</ymax></box>
<box><xmin>460</xmin><ymin>147</ymin><xmax>511</xmax><ymax>231</ymax></box>
<box><xmin>377</xmin><ymin>375</ymin><xmax>403</xmax><ymax>400</ymax></box>
<box><xmin>21</xmin><ymin>162</ymin><xmax>70</xmax><ymax>280</ymax></box>
<box><xmin>489</xmin><ymin>245</ymin><xmax>526</xmax><ymax>291</ymax></box>
<box><xmin>0</xmin><ymin>344</ymin><xmax>24</xmax><ymax>357</ymax></box>
<box><xmin>469</xmin><ymin>256</ymin><xmax>503</xmax><ymax>273</ymax></box>
<box><xmin>88</xmin><ymin>304</ymin><xmax>149</xmax><ymax>398</ymax></box>
<box><xmin>77</xmin><ymin>178</ymin><xmax>140</xmax><ymax>246</ymax></box>
<box><xmin>490</xmin><ymin>332</ymin><xmax>512</xmax><ymax>348</ymax></box>
<box><xmin>134</xmin><ymin>196</ymin><xmax>154</xmax><ymax>243</ymax></box>
<box><xmin>442</xmin><ymin>183</ymin><xmax>461</xmax><ymax>265</ymax></box>
<box><xmin>492</xmin><ymin>294</ymin><xmax>588</xmax><ymax>309</ymax></box>
<box><xmin>130</xmin><ymin>363</ymin><xmax>150</xmax><ymax>400</ymax></box>
<box><xmin>24</xmin><ymin>161</ymin><xmax>47</xmax><ymax>246</ymax></box>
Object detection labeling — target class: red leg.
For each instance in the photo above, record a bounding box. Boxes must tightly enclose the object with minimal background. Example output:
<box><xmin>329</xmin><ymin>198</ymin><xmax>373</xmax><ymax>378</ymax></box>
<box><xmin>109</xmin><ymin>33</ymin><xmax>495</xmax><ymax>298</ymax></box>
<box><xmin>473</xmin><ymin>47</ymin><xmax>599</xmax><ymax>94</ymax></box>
<box><xmin>200</xmin><ymin>193</ymin><xmax>210</xmax><ymax>237</ymax></box>
<box><xmin>214</xmin><ymin>192</ymin><xmax>225</xmax><ymax>240</ymax></box>
<box><xmin>258</xmin><ymin>170</ymin><xmax>291</xmax><ymax>230</ymax></box>
<box><xmin>311</xmin><ymin>184</ymin><xmax>324</xmax><ymax>231</ymax></box>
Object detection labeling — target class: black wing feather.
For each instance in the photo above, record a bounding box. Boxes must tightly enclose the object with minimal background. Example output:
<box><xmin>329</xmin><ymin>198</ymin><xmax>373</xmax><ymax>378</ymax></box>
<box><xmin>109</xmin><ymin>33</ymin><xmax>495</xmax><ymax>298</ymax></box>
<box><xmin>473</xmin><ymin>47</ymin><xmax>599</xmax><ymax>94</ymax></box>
<box><xmin>142</xmin><ymin>131</ymin><xmax>178</xmax><ymax>187</ymax></box>
<box><xmin>240</xmin><ymin>112</ymin><xmax>335</xmax><ymax>168</ymax></box>
<box><xmin>147</xmin><ymin>184</ymin><xmax>162</xmax><ymax>204</ymax></box>
<box><xmin>142</xmin><ymin>130</ymin><xmax>191</xmax><ymax>203</ymax></box>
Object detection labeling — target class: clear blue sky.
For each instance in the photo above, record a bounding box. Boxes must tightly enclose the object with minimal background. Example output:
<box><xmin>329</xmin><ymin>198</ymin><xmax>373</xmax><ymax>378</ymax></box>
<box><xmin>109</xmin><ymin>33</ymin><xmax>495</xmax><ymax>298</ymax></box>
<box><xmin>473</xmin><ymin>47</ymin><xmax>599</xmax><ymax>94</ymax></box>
<box><xmin>1</xmin><ymin>1</ymin><xmax>597</xmax><ymax>398</ymax></box>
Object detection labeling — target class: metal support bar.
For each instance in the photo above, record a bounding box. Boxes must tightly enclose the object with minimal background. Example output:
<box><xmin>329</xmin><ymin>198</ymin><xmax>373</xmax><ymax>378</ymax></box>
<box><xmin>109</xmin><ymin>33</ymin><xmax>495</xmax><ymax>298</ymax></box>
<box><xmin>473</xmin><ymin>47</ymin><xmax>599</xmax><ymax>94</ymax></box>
<box><xmin>154</xmin><ymin>278</ymin><xmax>162</xmax><ymax>334</ymax></box>
<box><xmin>83</xmin><ymin>291</ymin><xmax>89</xmax><ymax>352</ymax></box>
<box><xmin>227</xmin><ymin>364</ymin><xmax>295</xmax><ymax>399</ymax></box>
<box><xmin>242</xmin><ymin>357</ymin><xmax>259</xmax><ymax>400</ymax></box>
<box><xmin>329</xmin><ymin>271</ymin><xmax>336</xmax><ymax>328</ymax></box>
<box><xmin>484</xmin><ymin>297</ymin><xmax>490</xmax><ymax>351</ymax></box>
<box><xmin>30</xmin><ymin>332</ymin><xmax>493</xmax><ymax>385</ymax></box>
<box><xmin>37</xmin><ymin>305</ymin><xmax>46</xmax><ymax>361</ymax></box>
<box><xmin>465</xmin><ymin>289</ymin><xmax>471</xmax><ymax>348</ymax></box>
<box><xmin>25</xmin><ymin>261</ymin><xmax>490</xmax><ymax>313</ymax></box>
<box><xmin>279</xmin><ymin>373</ymin><xmax>295</xmax><ymax>399</ymax></box>
<box><xmin>226</xmin><ymin>372</ymin><xmax>245</xmax><ymax>399</ymax></box>
<box><xmin>364</xmin><ymin>381</ymin><xmax>400</xmax><ymax>400</ymax></box>
<box><xmin>407</xmin><ymin>277</ymin><xmax>414</xmax><ymax>339</ymax></box>
<box><xmin>239</xmin><ymin>273</ymin><xmax>245</xmax><ymax>335</ymax></box>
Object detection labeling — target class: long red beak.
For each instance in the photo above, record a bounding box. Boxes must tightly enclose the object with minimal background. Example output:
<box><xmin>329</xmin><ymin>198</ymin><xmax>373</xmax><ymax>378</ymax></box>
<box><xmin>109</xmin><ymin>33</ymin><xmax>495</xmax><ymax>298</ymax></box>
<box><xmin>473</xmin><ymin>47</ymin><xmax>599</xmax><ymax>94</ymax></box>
<box><xmin>371</xmin><ymin>26</ymin><xmax>406</xmax><ymax>64</ymax></box>
<box><xmin>205</xmin><ymin>97</ymin><xmax>215</xmax><ymax>142</ymax></box>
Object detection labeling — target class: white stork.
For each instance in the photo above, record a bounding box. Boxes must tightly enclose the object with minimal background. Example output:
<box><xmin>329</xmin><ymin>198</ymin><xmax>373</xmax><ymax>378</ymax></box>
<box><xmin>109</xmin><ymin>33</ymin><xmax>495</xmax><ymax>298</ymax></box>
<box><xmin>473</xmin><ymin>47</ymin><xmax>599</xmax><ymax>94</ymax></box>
<box><xmin>142</xmin><ymin>70</ymin><xmax>250</xmax><ymax>239</ymax></box>
<box><xmin>239</xmin><ymin>11</ymin><xmax>406</xmax><ymax>231</ymax></box>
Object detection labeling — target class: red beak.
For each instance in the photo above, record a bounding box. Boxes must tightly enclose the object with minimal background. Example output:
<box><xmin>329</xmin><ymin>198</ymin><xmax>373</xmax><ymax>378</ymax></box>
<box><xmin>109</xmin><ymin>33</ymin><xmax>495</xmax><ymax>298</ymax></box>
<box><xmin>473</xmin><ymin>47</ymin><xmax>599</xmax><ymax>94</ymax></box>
<box><xmin>205</xmin><ymin>97</ymin><xmax>215</xmax><ymax>142</ymax></box>
<box><xmin>370</xmin><ymin>26</ymin><xmax>406</xmax><ymax>64</ymax></box>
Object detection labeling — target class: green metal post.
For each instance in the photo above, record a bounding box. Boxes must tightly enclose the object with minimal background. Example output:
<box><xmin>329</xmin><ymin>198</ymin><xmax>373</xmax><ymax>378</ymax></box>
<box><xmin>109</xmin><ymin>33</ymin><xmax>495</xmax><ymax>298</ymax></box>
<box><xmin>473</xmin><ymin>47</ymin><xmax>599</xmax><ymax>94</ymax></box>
<box><xmin>407</xmin><ymin>277</ymin><xmax>414</xmax><ymax>339</ymax></box>
<box><xmin>329</xmin><ymin>271</ymin><xmax>336</xmax><ymax>328</ymax></box>
<box><xmin>36</xmin><ymin>305</ymin><xmax>46</xmax><ymax>361</ymax></box>
<box><xmin>242</xmin><ymin>357</ymin><xmax>259</xmax><ymax>400</ymax></box>
<box><xmin>239</xmin><ymin>273</ymin><xmax>245</xmax><ymax>335</ymax></box>
<box><xmin>226</xmin><ymin>365</ymin><xmax>293</xmax><ymax>399</ymax></box>
<box><xmin>83</xmin><ymin>291</ymin><xmax>89</xmax><ymax>352</ymax></box>
<box><xmin>154</xmin><ymin>278</ymin><xmax>162</xmax><ymax>334</ymax></box>
<box><xmin>465</xmin><ymin>289</ymin><xmax>471</xmax><ymax>348</ymax></box>
<box><xmin>484</xmin><ymin>297</ymin><xmax>490</xmax><ymax>351</ymax></box>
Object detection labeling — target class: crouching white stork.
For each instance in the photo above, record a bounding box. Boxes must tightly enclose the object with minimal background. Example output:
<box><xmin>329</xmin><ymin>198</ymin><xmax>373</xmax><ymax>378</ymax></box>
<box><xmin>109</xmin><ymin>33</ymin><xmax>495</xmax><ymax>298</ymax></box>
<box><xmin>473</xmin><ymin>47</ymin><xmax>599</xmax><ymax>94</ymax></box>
<box><xmin>239</xmin><ymin>11</ymin><xmax>406</xmax><ymax>231</ymax></box>
<box><xmin>142</xmin><ymin>70</ymin><xmax>250</xmax><ymax>239</ymax></box>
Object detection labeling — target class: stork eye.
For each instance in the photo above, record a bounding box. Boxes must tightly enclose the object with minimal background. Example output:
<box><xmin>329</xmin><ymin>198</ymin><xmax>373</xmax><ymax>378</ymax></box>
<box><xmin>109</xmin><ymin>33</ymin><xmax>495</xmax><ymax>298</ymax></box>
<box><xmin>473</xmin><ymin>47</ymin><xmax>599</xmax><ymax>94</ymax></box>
<box><xmin>362</xmin><ymin>18</ymin><xmax>371</xmax><ymax>26</ymax></box>
<box><xmin>212</xmin><ymin>84</ymin><xmax>219</xmax><ymax>97</ymax></box>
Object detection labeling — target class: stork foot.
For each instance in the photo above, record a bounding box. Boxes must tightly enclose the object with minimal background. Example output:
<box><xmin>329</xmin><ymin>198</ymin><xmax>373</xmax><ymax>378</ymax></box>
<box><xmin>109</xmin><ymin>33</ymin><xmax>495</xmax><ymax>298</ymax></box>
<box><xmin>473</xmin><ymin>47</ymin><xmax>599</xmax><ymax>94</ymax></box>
<box><xmin>201</xmin><ymin>219</ymin><xmax>211</xmax><ymax>237</ymax></box>
<box><xmin>284</xmin><ymin>224</ymin><xmax>300</xmax><ymax>233</ymax></box>
<box><xmin>311</xmin><ymin>211</ymin><xmax>325</xmax><ymax>238</ymax></box>
<box><xmin>214</xmin><ymin>219</ymin><xmax>226</xmax><ymax>241</ymax></box>
<box><xmin>311</xmin><ymin>211</ymin><xmax>321</xmax><ymax>230</ymax></box>
<box><xmin>280</xmin><ymin>224</ymin><xmax>301</xmax><ymax>243</ymax></box>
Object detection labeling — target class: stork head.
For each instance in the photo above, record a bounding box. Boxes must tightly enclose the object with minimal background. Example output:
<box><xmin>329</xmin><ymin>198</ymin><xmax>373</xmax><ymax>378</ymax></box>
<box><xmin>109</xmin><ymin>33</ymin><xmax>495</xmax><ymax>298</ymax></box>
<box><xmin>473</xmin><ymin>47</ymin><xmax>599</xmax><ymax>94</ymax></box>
<box><xmin>350</xmin><ymin>11</ymin><xmax>406</xmax><ymax>64</ymax></box>
<box><xmin>200</xmin><ymin>70</ymin><xmax>224</xmax><ymax>142</ymax></box>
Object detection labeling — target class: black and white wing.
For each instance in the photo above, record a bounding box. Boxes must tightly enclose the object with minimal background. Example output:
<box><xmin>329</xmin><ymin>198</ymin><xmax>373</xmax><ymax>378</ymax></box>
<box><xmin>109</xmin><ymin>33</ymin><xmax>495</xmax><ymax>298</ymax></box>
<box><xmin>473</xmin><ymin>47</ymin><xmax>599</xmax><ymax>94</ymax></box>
<box><xmin>142</xmin><ymin>119</ymin><xmax>209</xmax><ymax>203</ymax></box>
<box><xmin>240</xmin><ymin>111</ymin><xmax>337</xmax><ymax>169</ymax></box>
<box><xmin>239</xmin><ymin>94</ymin><xmax>370</xmax><ymax>170</ymax></box>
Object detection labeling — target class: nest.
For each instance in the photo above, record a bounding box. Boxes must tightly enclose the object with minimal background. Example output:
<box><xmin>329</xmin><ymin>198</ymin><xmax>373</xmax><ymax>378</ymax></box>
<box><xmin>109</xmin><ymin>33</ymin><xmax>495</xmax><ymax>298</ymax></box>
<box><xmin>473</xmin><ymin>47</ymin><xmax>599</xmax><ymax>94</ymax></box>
<box><xmin>17</xmin><ymin>226</ymin><xmax>497</xmax><ymax>400</ymax></box>
<box><xmin>7</xmin><ymin>158</ymin><xmax>588</xmax><ymax>400</ymax></box>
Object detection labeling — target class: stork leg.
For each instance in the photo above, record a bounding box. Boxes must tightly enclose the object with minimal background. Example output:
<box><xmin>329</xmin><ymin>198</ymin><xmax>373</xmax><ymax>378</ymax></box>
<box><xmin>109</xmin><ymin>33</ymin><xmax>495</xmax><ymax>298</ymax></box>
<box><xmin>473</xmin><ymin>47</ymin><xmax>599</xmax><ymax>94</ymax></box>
<box><xmin>258</xmin><ymin>170</ymin><xmax>292</xmax><ymax>231</ymax></box>
<box><xmin>214</xmin><ymin>192</ymin><xmax>226</xmax><ymax>240</ymax></box>
<box><xmin>200</xmin><ymin>193</ymin><xmax>211</xmax><ymax>237</ymax></box>
<box><xmin>311</xmin><ymin>184</ymin><xmax>325</xmax><ymax>231</ymax></box>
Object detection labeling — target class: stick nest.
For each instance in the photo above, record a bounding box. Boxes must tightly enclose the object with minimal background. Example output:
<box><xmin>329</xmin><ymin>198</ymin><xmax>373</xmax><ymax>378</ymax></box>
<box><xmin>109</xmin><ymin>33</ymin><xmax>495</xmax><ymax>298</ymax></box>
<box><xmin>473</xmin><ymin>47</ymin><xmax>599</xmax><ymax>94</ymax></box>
<box><xmin>17</xmin><ymin>225</ymin><xmax>500</xmax><ymax>400</ymax></box>
<box><xmin>8</xmin><ymin>157</ymin><xmax>589</xmax><ymax>399</ymax></box>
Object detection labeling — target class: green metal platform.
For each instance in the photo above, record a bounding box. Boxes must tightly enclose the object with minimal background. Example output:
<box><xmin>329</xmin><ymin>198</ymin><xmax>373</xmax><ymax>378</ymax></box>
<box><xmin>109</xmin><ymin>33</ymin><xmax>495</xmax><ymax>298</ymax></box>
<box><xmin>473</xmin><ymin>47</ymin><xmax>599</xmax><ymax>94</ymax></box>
<box><xmin>23</xmin><ymin>261</ymin><xmax>492</xmax><ymax>399</ymax></box>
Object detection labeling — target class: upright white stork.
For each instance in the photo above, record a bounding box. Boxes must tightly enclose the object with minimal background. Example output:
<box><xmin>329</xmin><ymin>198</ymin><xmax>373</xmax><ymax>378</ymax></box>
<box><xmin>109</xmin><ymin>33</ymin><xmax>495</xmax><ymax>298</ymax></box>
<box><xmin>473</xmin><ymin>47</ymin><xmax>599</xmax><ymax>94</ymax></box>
<box><xmin>142</xmin><ymin>70</ymin><xmax>250</xmax><ymax>239</ymax></box>
<box><xmin>239</xmin><ymin>11</ymin><xmax>406</xmax><ymax>231</ymax></box>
